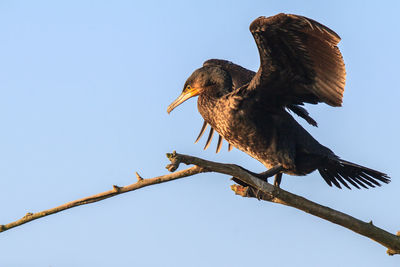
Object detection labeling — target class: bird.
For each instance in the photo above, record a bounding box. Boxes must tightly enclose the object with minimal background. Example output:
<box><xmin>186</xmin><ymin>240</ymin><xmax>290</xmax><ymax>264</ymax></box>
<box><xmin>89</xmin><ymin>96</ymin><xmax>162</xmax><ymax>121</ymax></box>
<box><xmin>167</xmin><ymin>13</ymin><xmax>390</xmax><ymax>189</ymax></box>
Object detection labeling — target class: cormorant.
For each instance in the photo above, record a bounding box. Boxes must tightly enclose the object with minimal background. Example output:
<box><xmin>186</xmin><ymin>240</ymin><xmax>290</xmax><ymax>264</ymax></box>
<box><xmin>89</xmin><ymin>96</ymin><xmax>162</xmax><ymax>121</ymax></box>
<box><xmin>167</xmin><ymin>13</ymin><xmax>390</xmax><ymax>189</ymax></box>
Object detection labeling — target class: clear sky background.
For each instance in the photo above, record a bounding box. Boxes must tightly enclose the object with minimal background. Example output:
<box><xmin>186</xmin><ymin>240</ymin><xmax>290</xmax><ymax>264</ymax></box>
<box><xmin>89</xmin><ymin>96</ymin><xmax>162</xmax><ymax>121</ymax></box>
<box><xmin>1</xmin><ymin>1</ymin><xmax>399</xmax><ymax>266</ymax></box>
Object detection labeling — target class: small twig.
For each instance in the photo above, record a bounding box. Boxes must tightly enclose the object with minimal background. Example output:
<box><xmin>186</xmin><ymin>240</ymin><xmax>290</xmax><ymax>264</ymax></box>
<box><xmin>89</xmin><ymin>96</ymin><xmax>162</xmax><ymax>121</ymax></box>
<box><xmin>135</xmin><ymin>172</ymin><xmax>143</xmax><ymax>181</ymax></box>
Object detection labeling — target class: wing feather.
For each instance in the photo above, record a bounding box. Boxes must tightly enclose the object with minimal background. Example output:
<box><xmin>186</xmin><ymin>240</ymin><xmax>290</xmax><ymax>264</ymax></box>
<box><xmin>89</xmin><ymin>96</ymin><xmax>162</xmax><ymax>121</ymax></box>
<box><xmin>248</xmin><ymin>13</ymin><xmax>346</xmax><ymax>107</ymax></box>
<box><xmin>195</xmin><ymin>121</ymin><xmax>208</xmax><ymax>144</ymax></box>
<box><xmin>204</xmin><ymin>127</ymin><xmax>214</xmax><ymax>150</ymax></box>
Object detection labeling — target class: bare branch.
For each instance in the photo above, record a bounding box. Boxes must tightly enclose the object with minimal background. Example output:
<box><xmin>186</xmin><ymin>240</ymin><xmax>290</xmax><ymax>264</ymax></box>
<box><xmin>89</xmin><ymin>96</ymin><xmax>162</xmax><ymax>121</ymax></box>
<box><xmin>1</xmin><ymin>150</ymin><xmax>399</xmax><ymax>256</ymax></box>
<box><xmin>0</xmin><ymin>165</ymin><xmax>206</xmax><ymax>233</ymax></box>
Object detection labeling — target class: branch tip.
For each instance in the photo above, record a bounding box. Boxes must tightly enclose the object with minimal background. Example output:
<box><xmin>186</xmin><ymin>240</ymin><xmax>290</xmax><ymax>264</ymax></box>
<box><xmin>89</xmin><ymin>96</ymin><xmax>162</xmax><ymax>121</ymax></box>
<box><xmin>166</xmin><ymin>150</ymin><xmax>177</xmax><ymax>159</ymax></box>
<box><xmin>387</xmin><ymin>248</ymin><xmax>400</xmax><ymax>256</ymax></box>
<box><xmin>166</xmin><ymin>151</ymin><xmax>181</xmax><ymax>172</ymax></box>
<box><xmin>135</xmin><ymin>172</ymin><xmax>143</xmax><ymax>181</ymax></box>
<box><xmin>230</xmin><ymin>184</ymin><xmax>249</xmax><ymax>197</ymax></box>
<box><xmin>389</xmin><ymin>232</ymin><xmax>400</xmax><ymax>255</ymax></box>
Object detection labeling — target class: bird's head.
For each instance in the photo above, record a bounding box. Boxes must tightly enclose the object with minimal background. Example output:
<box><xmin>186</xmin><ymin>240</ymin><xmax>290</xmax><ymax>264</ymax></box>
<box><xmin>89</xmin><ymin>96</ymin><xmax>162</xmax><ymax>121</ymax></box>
<box><xmin>167</xmin><ymin>66</ymin><xmax>232</xmax><ymax>114</ymax></box>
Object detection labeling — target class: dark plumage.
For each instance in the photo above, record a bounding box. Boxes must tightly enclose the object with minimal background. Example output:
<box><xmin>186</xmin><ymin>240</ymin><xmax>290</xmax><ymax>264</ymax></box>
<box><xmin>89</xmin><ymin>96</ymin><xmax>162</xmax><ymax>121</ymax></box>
<box><xmin>167</xmin><ymin>13</ymin><xmax>390</xmax><ymax>189</ymax></box>
<box><xmin>199</xmin><ymin>59</ymin><xmax>318</xmax><ymax>153</ymax></box>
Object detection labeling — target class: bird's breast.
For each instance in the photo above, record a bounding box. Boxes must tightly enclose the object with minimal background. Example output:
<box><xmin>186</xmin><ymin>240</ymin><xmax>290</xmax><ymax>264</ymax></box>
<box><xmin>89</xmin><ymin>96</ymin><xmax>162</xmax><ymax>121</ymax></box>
<box><xmin>198</xmin><ymin>96</ymin><xmax>280</xmax><ymax>166</ymax></box>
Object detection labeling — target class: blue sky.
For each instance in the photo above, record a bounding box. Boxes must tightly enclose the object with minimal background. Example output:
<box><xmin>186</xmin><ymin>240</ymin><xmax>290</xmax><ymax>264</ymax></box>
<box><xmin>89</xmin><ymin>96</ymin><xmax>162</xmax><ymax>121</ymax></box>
<box><xmin>0</xmin><ymin>0</ymin><xmax>399</xmax><ymax>266</ymax></box>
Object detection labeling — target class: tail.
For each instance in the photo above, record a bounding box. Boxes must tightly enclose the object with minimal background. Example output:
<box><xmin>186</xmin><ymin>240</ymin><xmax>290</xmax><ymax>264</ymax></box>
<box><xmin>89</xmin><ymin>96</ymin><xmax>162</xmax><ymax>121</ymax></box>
<box><xmin>318</xmin><ymin>158</ymin><xmax>390</xmax><ymax>189</ymax></box>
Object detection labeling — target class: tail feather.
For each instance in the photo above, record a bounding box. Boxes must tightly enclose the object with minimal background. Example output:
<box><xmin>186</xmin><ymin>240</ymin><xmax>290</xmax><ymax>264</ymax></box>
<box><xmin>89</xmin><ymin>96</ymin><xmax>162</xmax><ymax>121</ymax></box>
<box><xmin>324</xmin><ymin>167</ymin><xmax>347</xmax><ymax>189</ymax></box>
<box><xmin>359</xmin><ymin>173</ymin><xmax>381</xmax><ymax>186</ymax></box>
<box><xmin>318</xmin><ymin>158</ymin><xmax>390</xmax><ymax>189</ymax></box>
<box><xmin>352</xmin><ymin>174</ymin><xmax>375</xmax><ymax>188</ymax></box>
<box><xmin>336</xmin><ymin>165</ymin><xmax>365</xmax><ymax>189</ymax></box>
<box><xmin>318</xmin><ymin>168</ymin><xmax>333</xmax><ymax>187</ymax></box>
<box><xmin>330</xmin><ymin>169</ymin><xmax>351</xmax><ymax>189</ymax></box>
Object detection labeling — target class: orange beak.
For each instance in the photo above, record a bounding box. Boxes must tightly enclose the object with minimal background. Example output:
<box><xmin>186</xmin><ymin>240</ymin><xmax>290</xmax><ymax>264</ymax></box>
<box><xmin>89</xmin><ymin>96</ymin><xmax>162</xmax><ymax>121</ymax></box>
<box><xmin>167</xmin><ymin>88</ymin><xmax>200</xmax><ymax>114</ymax></box>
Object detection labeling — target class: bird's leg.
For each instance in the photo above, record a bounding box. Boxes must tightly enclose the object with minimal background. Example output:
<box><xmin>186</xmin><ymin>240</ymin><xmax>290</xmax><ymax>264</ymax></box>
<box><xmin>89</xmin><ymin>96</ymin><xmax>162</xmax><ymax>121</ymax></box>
<box><xmin>273</xmin><ymin>173</ymin><xmax>283</xmax><ymax>187</ymax></box>
<box><xmin>256</xmin><ymin>164</ymin><xmax>283</xmax><ymax>181</ymax></box>
<box><xmin>233</xmin><ymin>164</ymin><xmax>282</xmax><ymax>183</ymax></box>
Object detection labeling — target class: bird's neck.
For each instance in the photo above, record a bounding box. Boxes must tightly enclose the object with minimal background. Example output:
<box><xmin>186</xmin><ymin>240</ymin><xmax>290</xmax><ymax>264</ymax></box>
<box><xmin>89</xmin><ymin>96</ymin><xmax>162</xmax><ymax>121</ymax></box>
<box><xmin>197</xmin><ymin>93</ymin><xmax>221</xmax><ymax>124</ymax></box>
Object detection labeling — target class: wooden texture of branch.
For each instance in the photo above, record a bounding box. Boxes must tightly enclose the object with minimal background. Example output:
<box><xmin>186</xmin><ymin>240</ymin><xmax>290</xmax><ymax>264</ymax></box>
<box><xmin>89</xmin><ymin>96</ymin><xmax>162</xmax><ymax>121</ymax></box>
<box><xmin>1</xmin><ymin>151</ymin><xmax>399</xmax><ymax>256</ymax></box>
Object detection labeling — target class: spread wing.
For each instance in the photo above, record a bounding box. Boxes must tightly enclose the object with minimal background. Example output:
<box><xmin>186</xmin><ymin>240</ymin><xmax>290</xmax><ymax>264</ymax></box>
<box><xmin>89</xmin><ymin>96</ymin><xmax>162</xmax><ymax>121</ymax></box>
<box><xmin>247</xmin><ymin>13</ymin><xmax>346</xmax><ymax>107</ymax></box>
<box><xmin>204</xmin><ymin>59</ymin><xmax>317</xmax><ymax>125</ymax></box>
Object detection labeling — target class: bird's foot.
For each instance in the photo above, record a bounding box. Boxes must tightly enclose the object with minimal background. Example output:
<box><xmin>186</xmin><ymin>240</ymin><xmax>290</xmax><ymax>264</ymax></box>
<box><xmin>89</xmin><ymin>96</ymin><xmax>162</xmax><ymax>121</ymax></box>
<box><xmin>254</xmin><ymin>189</ymin><xmax>263</xmax><ymax>200</ymax></box>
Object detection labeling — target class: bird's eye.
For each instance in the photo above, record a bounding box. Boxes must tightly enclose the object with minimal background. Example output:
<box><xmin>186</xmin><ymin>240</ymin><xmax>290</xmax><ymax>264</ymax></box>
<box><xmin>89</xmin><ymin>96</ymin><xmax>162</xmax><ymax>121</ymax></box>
<box><xmin>186</xmin><ymin>85</ymin><xmax>191</xmax><ymax>90</ymax></box>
